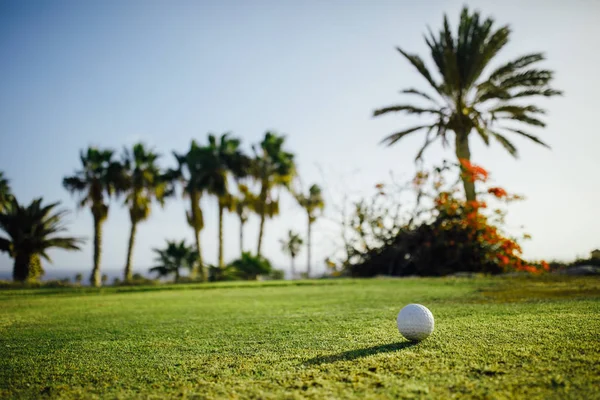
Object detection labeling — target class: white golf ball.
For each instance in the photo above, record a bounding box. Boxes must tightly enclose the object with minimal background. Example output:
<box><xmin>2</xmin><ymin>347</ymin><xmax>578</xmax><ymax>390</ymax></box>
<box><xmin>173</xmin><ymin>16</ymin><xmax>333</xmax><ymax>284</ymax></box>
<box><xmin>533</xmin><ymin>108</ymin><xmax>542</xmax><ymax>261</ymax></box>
<box><xmin>397</xmin><ymin>304</ymin><xmax>434</xmax><ymax>341</ymax></box>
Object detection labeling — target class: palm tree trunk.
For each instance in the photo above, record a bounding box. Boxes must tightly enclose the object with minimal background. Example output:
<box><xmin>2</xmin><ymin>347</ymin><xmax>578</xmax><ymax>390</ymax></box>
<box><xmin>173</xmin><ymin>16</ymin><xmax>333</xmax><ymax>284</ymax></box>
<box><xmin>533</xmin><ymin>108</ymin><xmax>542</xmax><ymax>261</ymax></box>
<box><xmin>257</xmin><ymin>212</ymin><xmax>266</xmax><ymax>256</ymax></box>
<box><xmin>91</xmin><ymin>214</ymin><xmax>103</xmax><ymax>287</ymax></box>
<box><xmin>239</xmin><ymin>219</ymin><xmax>245</xmax><ymax>257</ymax></box>
<box><xmin>193</xmin><ymin>226</ymin><xmax>205</xmax><ymax>282</ymax></box>
<box><xmin>175</xmin><ymin>268</ymin><xmax>180</xmax><ymax>283</ymax></box>
<box><xmin>218</xmin><ymin>203</ymin><xmax>224</xmax><ymax>268</ymax></box>
<box><xmin>291</xmin><ymin>256</ymin><xmax>295</xmax><ymax>280</ymax></box>
<box><xmin>13</xmin><ymin>253</ymin><xmax>31</xmax><ymax>282</ymax></box>
<box><xmin>256</xmin><ymin>186</ymin><xmax>268</xmax><ymax>256</ymax></box>
<box><xmin>123</xmin><ymin>220</ymin><xmax>137</xmax><ymax>282</ymax></box>
<box><xmin>189</xmin><ymin>195</ymin><xmax>206</xmax><ymax>282</ymax></box>
<box><xmin>307</xmin><ymin>219</ymin><xmax>312</xmax><ymax>278</ymax></box>
<box><xmin>455</xmin><ymin>133</ymin><xmax>476</xmax><ymax>202</ymax></box>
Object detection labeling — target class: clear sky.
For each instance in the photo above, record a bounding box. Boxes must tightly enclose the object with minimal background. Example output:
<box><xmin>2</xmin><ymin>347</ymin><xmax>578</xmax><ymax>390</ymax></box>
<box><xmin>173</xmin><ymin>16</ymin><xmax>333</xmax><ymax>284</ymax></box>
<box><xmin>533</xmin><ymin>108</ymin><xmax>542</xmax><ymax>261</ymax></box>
<box><xmin>1</xmin><ymin>0</ymin><xmax>599</xmax><ymax>278</ymax></box>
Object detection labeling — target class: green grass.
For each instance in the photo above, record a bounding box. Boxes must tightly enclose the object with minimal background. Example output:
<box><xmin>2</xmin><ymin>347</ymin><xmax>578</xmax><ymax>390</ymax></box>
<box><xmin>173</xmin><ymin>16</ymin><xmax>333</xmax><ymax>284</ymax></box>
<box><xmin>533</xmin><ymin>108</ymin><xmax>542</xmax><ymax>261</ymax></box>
<box><xmin>1</xmin><ymin>277</ymin><xmax>599</xmax><ymax>399</ymax></box>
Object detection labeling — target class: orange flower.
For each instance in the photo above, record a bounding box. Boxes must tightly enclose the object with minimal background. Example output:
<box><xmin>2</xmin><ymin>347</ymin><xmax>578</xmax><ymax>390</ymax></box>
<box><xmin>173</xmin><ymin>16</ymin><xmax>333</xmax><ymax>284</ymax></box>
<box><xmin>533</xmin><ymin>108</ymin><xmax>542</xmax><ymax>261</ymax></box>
<box><xmin>459</xmin><ymin>159</ymin><xmax>489</xmax><ymax>182</ymax></box>
<box><xmin>541</xmin><ymin>261</ymin><xmax>550</xmax><ymax>271</ymax></box>
<box><xmin>467</xmin><ymin>200</ymin><xmax>487</xmax><ymax>209</ymax></box>
<box><xmin>488</xmin><ymin>187</ymin><xmax>508</xmax><ymax>198</ymax></box>
<box><xmin>412</xmin><ymin>171</ymin><xmax>429</xmax><ymax>187</ymax></box>
<box><xmin>466</xmin><ymin>212</ymin><xmax>478</xmax><ymax>222</ymax></box>
<box><xmin>524</xmin><ymin>266</ymin><xmax>539</xmax><ymax>274</ymax></box>
<box><xmin>435</xmin><ymin>192</ymin><xmax>450</xmax><ymax>207</ymax></box>
<box><xmin>499</xmin><ymin>255</ymin><xmax>509</xmax><ymax>265</ymax></box>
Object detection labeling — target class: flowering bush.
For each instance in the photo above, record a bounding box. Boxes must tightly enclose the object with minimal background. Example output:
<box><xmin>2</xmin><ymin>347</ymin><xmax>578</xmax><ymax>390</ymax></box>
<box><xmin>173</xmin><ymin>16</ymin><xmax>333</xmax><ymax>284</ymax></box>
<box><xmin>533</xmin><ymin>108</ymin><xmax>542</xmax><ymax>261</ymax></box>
<box><xmin>335</xmin><ymin>160</ymin><xmax>548</xmax><ymax>276</ymax></box>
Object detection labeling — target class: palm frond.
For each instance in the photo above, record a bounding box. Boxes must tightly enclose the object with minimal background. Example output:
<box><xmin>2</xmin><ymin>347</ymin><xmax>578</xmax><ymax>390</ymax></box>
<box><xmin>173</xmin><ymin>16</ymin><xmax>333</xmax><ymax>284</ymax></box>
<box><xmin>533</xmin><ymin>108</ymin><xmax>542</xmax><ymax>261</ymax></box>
<box><xmin>43</xmin><ymin>237</ymin><xmax>84</xmax><ymax>251</ymax></box>
<box><xmin>396</xmin><ymin>47</ymin><xmax>441</xmax><ymax>94</ymax></box>
<box><xmin>373</xmin><ymin>104</ymin><xmax>442</xmax><ymax>117</ymax></box>
<box><xmin>489</xmin><ymin>53</ymin><xmax>545</xmax><ymax>81</ymax></box>
<box><xmin>489</xmin><ymin>104</ymin><xmax>546</xmax><ymax>115</ymax></box>
<box><xmin>400</xmin><ymin>89</ymin><xmax>440</xmax><ymax>105</ymax></box>
<box><xmin>0</xmin><ymin>237</ymin><xmax>10</xmax><ymax>253</ymax></box>
<box><xmin>492</xmin><ymin>132</ymin><xmax>518</xmax><ymax>157</ymax></box>
<box><xmin>500</xmin><ymin>113</ymin><xmax>546</xmax><ymax>127</ymax></box>
<box><xmin>512</xmin><ymin>88</ymin><xmax>563</xmax><ymax>98</ymax></box>
<box><xmin>473</xmin><ymin>120</ymin><xmax>490</xmax><ymax>145</ymax></box>
<box><xmin>466</xmin><ymin>25</ymin><xmax>509</xmax><ymax>87</ymax></box>
<box><xmin>497</xmin><ymin>69</ymin><xmax>554</xmax><ymax>90</ymax></box>
<box><xmin>504</xmin><ymin>128</ymin><xmax>551</xmax><ymax>148</ymax></box>
<box><xmin>414</xmin><ymin>126</ymin><xmax>439</xmax><ymax>161</ymax></box>
<box><xmin>380</xmin><ymin>125</ymin><xmax>432</xmax><ymax>146</ymax></box>
<box><xmin>474</xmin><ymin>81</ymin><xmax>511</xmax><ymax>102</ymax></box>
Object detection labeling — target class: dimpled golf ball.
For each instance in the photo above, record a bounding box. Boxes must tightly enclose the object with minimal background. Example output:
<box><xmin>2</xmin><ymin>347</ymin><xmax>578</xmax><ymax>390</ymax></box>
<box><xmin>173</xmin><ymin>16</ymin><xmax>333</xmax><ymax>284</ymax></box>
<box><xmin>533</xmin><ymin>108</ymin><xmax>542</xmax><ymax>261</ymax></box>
<box><xmin>397</xmin><ymin>304</ymin><xmax>434</xmax><ymax>341</ymax></box>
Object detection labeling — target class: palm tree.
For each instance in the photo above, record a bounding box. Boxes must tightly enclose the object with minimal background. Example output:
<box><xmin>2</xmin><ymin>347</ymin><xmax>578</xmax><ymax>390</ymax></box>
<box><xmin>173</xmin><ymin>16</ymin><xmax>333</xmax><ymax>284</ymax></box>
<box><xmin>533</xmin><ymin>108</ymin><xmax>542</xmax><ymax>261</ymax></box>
<box><xmin>295</xmin><ymin>184</ymin><xmax>325</xmax><ymax>278</ymax></box>
<box><xmin>202</xmin><ymin>134</ymin><xmax>250</xmax><ymax>267</ymax></box>
<box><xmin>0</xmin><ymin>197</ymin><xmax>84</xmax><ymax>282</ymax></box>
<box><xmin>251</xmin><ymin>132</ymin><xmax>296</xmax><ymax>256</ymax></box>
<box><xmin>227</xmin><ymin>252</ymin><xmax>272</xmax><ymax>281</ymax></box>
<box><xmin>63</xmin><ymin>147</ymin><xmax>124</xmax><ymax>287</ymax></box>
<box><xmin>171</xmin><ymin>140</ymin><xmax>209</xmax><ymax>281</ymax></box>
<box><xmin>0</xmin><ymin>171</ymin><xmax>12</xmax><ymax>212</ymax></box>
<box><xmin>373</xmin><ymin>6</ymin><xmax>561</xmax><ymax>201</ymax></box>
<box><xmin>121</xmin><ymin>143</ymin><xmax>171</xmax><ymax>282</ymax></box>
<box><xmin>233</xmin><ymin>183</ymin><xmax>256</xmax><ymax>257</ymax></box>
<box><xmin>149</xmin><ymin>240</ymin><xmax>197</xmax><ymax>282</ymax></box>
<box><xmin>280</xmin><ymin>230</ymin><xmax>303</xmax><ymax>279</ymax></box>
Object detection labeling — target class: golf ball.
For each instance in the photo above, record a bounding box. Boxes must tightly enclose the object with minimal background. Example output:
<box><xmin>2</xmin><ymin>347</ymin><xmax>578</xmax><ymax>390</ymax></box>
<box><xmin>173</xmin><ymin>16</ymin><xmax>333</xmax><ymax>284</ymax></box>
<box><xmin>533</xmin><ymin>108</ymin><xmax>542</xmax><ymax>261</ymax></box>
<box><xmin>397</xmin><ymin>304</ymin><xmax>434</xmax><ymax>341</ymax></box>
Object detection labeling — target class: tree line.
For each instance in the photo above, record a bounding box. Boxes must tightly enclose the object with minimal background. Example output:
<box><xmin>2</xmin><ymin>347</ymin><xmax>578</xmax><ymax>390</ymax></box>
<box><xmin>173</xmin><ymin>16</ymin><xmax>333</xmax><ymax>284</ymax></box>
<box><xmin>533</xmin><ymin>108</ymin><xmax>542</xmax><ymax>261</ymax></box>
<box><xmin>0</xmin><ymin>131</ymin><xmax>324</xmax><ymax>286</ymax></box>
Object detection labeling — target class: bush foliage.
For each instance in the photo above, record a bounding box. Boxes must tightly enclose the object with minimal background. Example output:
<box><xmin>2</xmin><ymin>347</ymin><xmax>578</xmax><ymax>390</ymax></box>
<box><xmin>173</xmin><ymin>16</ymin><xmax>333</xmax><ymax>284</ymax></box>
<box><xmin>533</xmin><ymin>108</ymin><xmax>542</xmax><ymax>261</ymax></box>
<box><xmin>329</xmin><ymin>160</ymin><xmax>549</xmax><ymax>277</ymax></box>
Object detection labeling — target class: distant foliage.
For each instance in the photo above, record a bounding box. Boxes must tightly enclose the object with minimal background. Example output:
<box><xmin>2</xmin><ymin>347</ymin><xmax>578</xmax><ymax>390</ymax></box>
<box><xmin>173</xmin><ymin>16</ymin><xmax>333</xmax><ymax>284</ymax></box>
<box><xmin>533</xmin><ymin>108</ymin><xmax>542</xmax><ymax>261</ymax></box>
<box><xmin>251</xmin><ymin>132</ymin><xmax>296</xmax><ymax>256</ymax></box>
<box><xmin>547</xmin><ymin>256</ymin><xmax>600</xmax><ymax>271</ymax></box>
<box><xmin>0</xmin><ymin>197</ymin><xmax>84</xmax><ymax>282</ymax></box>
<box><xmin>0</xmin><ymin>279</ymin><xmax>75</xmax><ymax>289</ymax></box>
<box><xmin>63</xmin><ymin>147</ymin><xmax>124</xmax><ymax>287</ymax></box>
<box><xmin>225</xmin><ymin>252</ymin><xmax>273</xmax><ymax>281</ymax></box>
<box><xmin>117</xmin><ymin>273</ymin><xmax>158</xmax><ymax>286</ymax></box>
<box><xmin>0</xmin><ymin>171</ymin><xmax>13</xmax><ymax>213</ymax></box>
<box><xmin>268</xmin><ymin>269</ymin><xmax>285</xmax><ymax>280</ymax></box>
<box><xmin>149</xmin><ymin>240</ymin><xmax>197</xmax><ymax>282</ymax></box>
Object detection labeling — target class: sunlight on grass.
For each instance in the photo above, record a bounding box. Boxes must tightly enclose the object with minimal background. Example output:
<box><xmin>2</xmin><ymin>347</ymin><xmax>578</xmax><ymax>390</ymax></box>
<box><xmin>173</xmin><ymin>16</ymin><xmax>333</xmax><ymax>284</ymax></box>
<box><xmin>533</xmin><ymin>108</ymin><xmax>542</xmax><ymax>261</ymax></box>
<box><xmin>1</xmin><ymin>277</ymin><xmax>598</xmax><ymax>399</ymax></box>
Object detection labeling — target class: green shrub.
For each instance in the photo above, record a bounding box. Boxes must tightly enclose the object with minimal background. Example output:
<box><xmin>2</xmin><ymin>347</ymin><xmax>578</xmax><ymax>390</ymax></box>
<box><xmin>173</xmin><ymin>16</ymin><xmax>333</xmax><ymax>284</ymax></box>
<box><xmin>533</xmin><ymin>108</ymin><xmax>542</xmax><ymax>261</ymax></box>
<box><xmin>226</xmin><ymin>253</ymin><xmax>273</xmax><ymax>281</ymax></box>
<box><xmin>268</xmin><ymin>269</ymin><xmax>285</xmax><ymax>280</ymax></box>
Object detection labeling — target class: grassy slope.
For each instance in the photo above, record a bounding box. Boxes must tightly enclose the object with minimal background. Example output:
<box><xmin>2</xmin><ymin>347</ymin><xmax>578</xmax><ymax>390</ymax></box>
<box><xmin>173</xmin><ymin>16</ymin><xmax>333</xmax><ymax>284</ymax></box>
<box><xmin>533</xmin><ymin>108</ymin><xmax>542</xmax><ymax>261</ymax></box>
<box><xmin>1</xmin><ymin>277</ymin><xmax>599</xmax><ymax>399</ymax></box>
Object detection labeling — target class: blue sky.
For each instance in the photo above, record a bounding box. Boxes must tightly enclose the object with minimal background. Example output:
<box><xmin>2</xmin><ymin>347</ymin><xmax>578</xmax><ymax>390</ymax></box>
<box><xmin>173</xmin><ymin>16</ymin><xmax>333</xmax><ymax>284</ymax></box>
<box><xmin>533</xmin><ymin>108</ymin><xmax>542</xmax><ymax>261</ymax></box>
<box><xmin>1</xmin><ymin>0</ymin><xmax>599</xmax><ymax>278</ymax></box>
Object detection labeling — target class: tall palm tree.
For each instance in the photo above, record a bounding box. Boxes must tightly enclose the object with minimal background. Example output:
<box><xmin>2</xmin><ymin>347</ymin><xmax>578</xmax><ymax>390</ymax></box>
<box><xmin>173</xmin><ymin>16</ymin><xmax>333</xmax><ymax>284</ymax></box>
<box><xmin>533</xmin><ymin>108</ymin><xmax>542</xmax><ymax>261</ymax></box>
<box><xmin>0</xmin><ymin>197</ymin><xmax>84</xmax><ymax>282</ymax></box>
<box><xmin>295</xmin><ymin>184</ymin><xmax>325</xmax><ymax>278</ymax></box>
<box><xmin>149</xmin><ymin>239</ymin><xmax>197</xmax><ymax>282</ymax></box>
<box><xmin>279</xmin><ymin>230</ymin><xmax>303</xmax><ymax>279</ymax></box>
<box><xmin>233</xmin><ymin>183</ymin><xmax>257</xmax><ymax>257</ymax></box>
<box><xmin>171</xmin><ymin>140</ymin><xmax>209</xmax><ymax>281</ymax></box>
<box><xmin>251</xmin><ymin>132</ymin><xmax>296</xmax><ymax>256</ymax></box>
<box><xmin>373</xmin><ymin>6</ymin><xmax>561</xmax><ymax>201</ymax></box>
<box><xmin>121</xmin><ymin>143</ymin><xmax>171</xmax><ymax>282</ymax></box>
<box><xmin>63</xmin><ymin>147</ymin><xmax>124</xmax><ymax>287</ymax></box>
<box><xmin>0</xmin><ymin>171</ymin><xmax>12</xmax><ymax>213</ymax></box>
<box><xmin>202</xmin><ymin>134</ymin><xmax>250</xmax><ymax>267</ymax></box>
